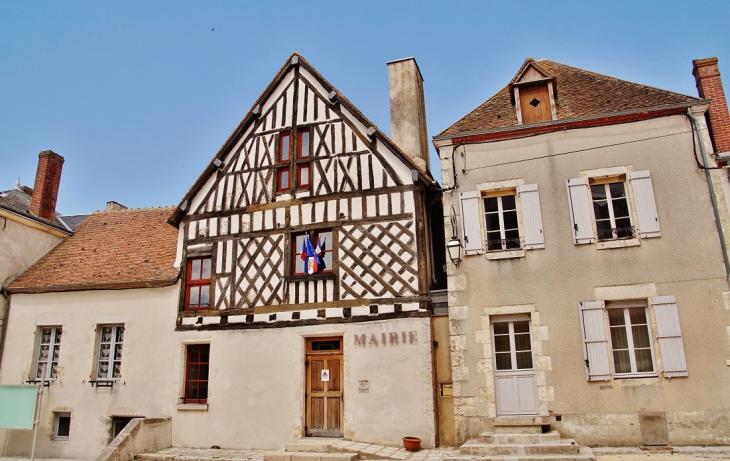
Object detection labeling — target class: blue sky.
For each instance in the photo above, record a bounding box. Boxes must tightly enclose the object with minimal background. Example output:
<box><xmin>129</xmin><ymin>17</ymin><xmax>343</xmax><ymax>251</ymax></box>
<box><xmin>1</xmin><ymin>1</ymin><xmax>728</xmax><ymax>215</ymax></box>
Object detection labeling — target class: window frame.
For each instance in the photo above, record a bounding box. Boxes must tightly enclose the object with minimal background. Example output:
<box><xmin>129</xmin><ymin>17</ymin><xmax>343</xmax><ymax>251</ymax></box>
<box><xmin>292</xmin><ymin>229</ymin><xmax>334</xmax><ymax>276</ymax></box>
<box><xmin>184</xmin><ymin>256</ymin><xmax>212</xmax><ymax>311</ymax></box>
<box><xmin>53</xmin><ymin>412</ymin><xmax>71</xmax><ymax>440</ymax></box>
<box><xmin>589</xmin><ymin>176</ymin><xmax>635</xmax><ymax>242</ymax></box>
<box><xmin>35</xmin><ymin>326</ymin><xmax>62</xmax><ymax>381</ymax></box>
<box><xmin>95</xmin><ymin>325</ymin><xmax>124</xmax><ymax>381</ymax></box>
<box><xmin>483</xmin><ymin>191</ymin><xmax>521</xmax><ymax>252</ymax></box>
<box><xmin>184</xmin><ymin>344</ymin><xmax>210</xmax><ymax>404</ymax></box>
<box><xmin>276</xmin><ymin>128</ymin><xmax>312</xmax><ymax>193</ymax></box>
<box><xmin>606</xmin><ymin>303</ymin><xmax>657</xmax><ymax>378</ymax></box>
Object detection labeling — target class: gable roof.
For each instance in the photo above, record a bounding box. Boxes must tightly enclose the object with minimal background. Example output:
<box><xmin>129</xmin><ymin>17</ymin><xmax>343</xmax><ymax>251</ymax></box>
<box><xmin>168</xmin><ymin>53</ymin><xmax>435</xmax><ymax>226</ymax></box>
<box><xmin>437</xmin><ymin>58</ymin><xmax>704</xmax><ymax>140</ymax></box>
<box><xmin>0</xmin><ymin>187</ymin><xmax>72</xmax><ymax>234</ymax></box>
<box><xmin>8</xmin><ymin>207</ymin><xmax>179</xmax><ymax>293</ymax></box>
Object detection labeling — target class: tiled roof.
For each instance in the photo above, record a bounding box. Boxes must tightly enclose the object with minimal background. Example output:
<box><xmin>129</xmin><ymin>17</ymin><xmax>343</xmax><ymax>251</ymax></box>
<box><xmin>8</xmin><ymin>207</ymin><xmax>179</xmax><ymax>293</ymax></box>
<box><xmin>0</xmin><ymin>187</ymin><xmax>71</xmax><ymax>233</ymax></box>
<box><xmin>438</xmin><ymin>58</ymin><xmax>702</xmax><ymax>138</ymax></box>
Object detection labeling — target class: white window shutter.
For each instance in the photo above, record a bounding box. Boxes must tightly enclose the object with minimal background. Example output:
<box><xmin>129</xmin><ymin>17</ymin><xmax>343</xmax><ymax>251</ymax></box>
<box><xmin>517</xmin><ymin>184</ymin><xmax>545</xmax><ymax>249</ymax></box>
<box><xmin>566</xmin><ymin>178</ymin><xmax>595</xmax><ymax>244</ymax></box>
<box><xmin>579</xmin><ymin>300</ymin><xmax>611</xmax><ymax>381</ymax></box>
<box><xmin>459</xmin><ymin>191</ymin><xmax>483</xmax><ymax>255</ymax></box>
<box><xmin>629</xmin><ymin>170</ymin><xmax>661</xmax><ymax>238</ymax></box>
<box><xmin>652</xmin><ymin>295</ymin><xmax>688</xmax><ymax>378</ymax></box>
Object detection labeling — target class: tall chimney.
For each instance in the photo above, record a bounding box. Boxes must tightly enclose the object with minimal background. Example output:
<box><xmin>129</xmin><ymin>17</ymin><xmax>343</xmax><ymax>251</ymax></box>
<box><xmin>29</xmin><ymin>150</ymin><xmax>64</xmax><ymax>222</ymax></box>
<box><xmin>387</xmin><ymin>57</ymin><xmax>430</xmax><ymax>172</ymax></box>
<box><xmin>693</xmin><ymin>57</ymin><xmax>730</xmax><ymax>155</ymax></box>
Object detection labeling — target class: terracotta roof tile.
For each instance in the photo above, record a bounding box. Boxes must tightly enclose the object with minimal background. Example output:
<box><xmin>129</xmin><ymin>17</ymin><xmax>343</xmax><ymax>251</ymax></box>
<box><xmin>9</xmin><ymin>207</ymin><xmax>179</xmax><ymax>293</ymax></box>
<box><xmin>438</xmin><ymin>59</ymin><xmax>702</xmax><ymax>138</ymax></box>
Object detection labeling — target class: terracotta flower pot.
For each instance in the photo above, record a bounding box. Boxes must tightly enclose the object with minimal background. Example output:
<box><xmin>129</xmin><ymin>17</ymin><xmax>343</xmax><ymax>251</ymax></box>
<box><xmin>402</xmin><ymin>436</ymin><xmax>421</xmax><ymax>451</ymax></box>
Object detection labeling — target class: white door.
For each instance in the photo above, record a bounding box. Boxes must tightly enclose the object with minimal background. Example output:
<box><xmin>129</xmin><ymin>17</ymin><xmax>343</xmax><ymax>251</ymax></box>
<box><xmin>492</xmin><ymin>318</ymin><xmax>539</xmax><ymax>415</ymax></box>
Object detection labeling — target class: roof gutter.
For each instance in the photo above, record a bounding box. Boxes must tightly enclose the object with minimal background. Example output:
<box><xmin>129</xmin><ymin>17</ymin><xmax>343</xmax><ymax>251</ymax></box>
<box><xmin>7</xmin><ymin>276</ymin><xmax>180</xmax><ymax>295</ymax></box>
<box><xmin>0</xmin><ymin>205</ymin><xmax>73</xmax><ymax>237</ymax></box>
<box><xmin>433</xmin><ymin>101</ymin><xmax>711</xmax><ymax>143</ymax></box>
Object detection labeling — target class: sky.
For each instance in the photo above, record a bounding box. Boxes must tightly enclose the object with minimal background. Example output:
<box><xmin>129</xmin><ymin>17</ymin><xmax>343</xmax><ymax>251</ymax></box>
<box><xmin>1</xmin><ymin>1</ymin><xmax>729</xmax><ymax>216</ymax></box>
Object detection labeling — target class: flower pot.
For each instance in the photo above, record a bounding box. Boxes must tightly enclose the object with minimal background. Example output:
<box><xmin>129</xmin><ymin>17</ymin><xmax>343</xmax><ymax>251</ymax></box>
<box><xmin>402</xmin><ymin>436</ymin><xmax>421</xmax><ymax>451</ymax></box>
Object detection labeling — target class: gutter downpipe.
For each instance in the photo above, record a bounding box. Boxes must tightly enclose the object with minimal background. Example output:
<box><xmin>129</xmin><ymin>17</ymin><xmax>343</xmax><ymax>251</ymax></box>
<box><xmin>687</xmin><ymin>108</ymin><xmax>730</xmax><ymax>283</ymax></box>
<box><xmin>0</xmin><ymin>287</ymin><xmax>9</xmax><ymax>371</ymax></box>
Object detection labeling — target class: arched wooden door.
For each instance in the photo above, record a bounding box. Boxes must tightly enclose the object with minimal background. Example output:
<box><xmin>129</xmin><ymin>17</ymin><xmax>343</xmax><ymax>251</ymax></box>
<box><xmin>305</xmin><ymin>337</ymin><xmax>343</xmax><ymax>437</ymax></box>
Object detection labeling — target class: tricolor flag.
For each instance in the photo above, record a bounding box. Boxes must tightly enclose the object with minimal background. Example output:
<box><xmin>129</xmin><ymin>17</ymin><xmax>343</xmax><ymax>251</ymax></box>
<box><xmin>301</xmin><ymin>235</ymin><xmax>323</xmax><ymax>274</ymax></box>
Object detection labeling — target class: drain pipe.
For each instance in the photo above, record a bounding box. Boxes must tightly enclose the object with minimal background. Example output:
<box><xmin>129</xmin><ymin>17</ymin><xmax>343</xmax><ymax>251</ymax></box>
<box><xmin>0</xmin><ymin>288</ymin><xmax>10</xmax><ymax>371</ymax></box>
<box><xmin>687</xmin><ymin>108</ymin><xmax>730</xmax><ymax>282</ymax></box>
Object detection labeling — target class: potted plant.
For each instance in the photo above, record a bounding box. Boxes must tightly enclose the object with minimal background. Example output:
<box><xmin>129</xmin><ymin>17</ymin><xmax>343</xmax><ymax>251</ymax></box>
<box><xmin>402</xmin><ymin>436</ymin><xmax>421</xmax><ymax>451</ymax></box>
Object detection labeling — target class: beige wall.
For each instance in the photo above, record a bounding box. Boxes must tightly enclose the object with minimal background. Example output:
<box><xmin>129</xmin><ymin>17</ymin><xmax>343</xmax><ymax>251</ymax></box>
<box><xmin>439</xmin><ymin>114</ymin><xmax>730</xmax><ymax>445</ymax></box>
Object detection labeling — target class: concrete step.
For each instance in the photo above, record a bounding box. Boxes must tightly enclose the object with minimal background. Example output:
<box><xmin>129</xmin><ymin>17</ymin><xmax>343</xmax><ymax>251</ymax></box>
<box><xmin>445</xmin><ymin>446</ymin><xmax>595</xmax><ymax>461</ymax></box>
<box><xmin>479</xmin><ymin>432</ymin><xmax>561</xmax><ymax>444</ymax></box>
<box><xmin>265</xmin><ymin>452</ymin><xmax>358</xmax><ymax>461</ymax></box>
<box><xmin>460</xmin><ymin>442</ymin><xmax>579</xmax><ymax>457</ymax></box>
<box><xmin>492</xmin><ymin>416</ymin><xmax>553</xmax><ymax>435</ymax></box>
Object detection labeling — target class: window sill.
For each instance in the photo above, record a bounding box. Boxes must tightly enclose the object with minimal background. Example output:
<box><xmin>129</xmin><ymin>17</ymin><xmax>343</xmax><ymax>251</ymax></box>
<box><xmin>176</xmin><ymin>403</ymin><xmax>208</xmax><ymax>411</ymax></box>
<box><xmin>285</xmin><ymin>273</ymin><xmax>336</xmax><ymax>282</ymax></box>
<box><xmin>596</xmin><ymin>238</ymin><xmax>640</xmax><ymax>250</ymax></box>
<box><xmin>485</xmin><ymin>249</ymin><xmax>526</xmax><ymax>260</ymax></box>
<box><xmin>613</xmin><ymin>373</ymin><xmax>657</xmax><ymax>379</ymax></box>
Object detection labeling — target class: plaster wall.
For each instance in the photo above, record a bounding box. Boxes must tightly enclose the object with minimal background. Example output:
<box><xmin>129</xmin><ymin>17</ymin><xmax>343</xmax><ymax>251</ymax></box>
<box><xmin>172</xmin><ymin>316</ymin><xmax>435</xmax><ymax>449</ymax></box>
<box><xmin>439</xmin><ymin>114</ymin><xmax>730</xmax><ymax>444</ymax></box>
<box><xmin>0</xmin><ymin>286</ymin><xmax>180</xmax><ymax>459</ymax></box>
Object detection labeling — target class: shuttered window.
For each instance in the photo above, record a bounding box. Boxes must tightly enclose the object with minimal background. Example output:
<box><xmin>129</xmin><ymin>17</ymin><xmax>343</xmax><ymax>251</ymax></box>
<box><xmin>606</xmin><ymin>302</ymin><xmax>655</xmax><ymax>376</ymax></box>
<box><xmin>517</xmin><ymin>184</ymin><xmax>545</xmax><ymax>249</ymax></box>
<box><xmin>652</xmin><ymin>295</ymin><xmax>688</xmax><ymax>378</ymax></box>
<box><xmin>579</xmin><ymin>301</ymin><xmax>611</xmax><ymax>381</ymax></box>
<box><xmin>629</xmin><ymin>170</ymin><xmax>661</xmax><ymax>238</ymax></box>
<box><xmin>459</xmin><ymin>191</ymin><xmax>484</xmax><ymax>255</ymax></box>
<box><xmin>566</xmin><ymin>178</ymin><xmax>595</xmax><ymax>244</ymax></box>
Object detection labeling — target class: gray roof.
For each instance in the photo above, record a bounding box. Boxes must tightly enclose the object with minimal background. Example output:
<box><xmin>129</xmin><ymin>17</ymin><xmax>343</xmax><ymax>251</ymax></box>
<box><xmin>0</xmin><ymin>187</ymin><xmax>73</xmax><ymax>234</ymax></box>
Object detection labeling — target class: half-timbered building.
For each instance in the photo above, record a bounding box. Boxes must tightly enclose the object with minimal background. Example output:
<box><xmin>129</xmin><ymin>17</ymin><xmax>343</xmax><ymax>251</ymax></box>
<box><xmin>167</xmin><ymin>54</ymin><xmax>447</xmax><ymax>449</ymax></box>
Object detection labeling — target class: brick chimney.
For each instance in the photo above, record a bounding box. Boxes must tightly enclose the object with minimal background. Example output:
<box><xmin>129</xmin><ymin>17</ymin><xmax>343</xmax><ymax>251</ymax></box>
<box><xmin>693</xmin><ymin>57</ymin><xmax>730</xmax><ymax>155</ymax></box>
<box><xmin>29</xmin><ymin>150</ymin><xmax>64</xmax><ymax>222</ymax></box>
<box><xmin>387</xmin><ymin>57</ymin><xmax>430</xmax><ymax>172</ymax></box>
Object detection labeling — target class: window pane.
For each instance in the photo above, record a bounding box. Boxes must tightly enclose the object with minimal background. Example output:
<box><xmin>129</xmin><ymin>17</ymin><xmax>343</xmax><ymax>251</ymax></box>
<box><xmin>52</xmin><ymin>346</ymin><xmax>60</xmax><ymax>361</ymax></box>
<box><xmin>189</xmin><ymin>347</ymin><xmax>199</xmax><ymax>363</ymax></box>
<box><xmin>39</xmin><ymin>345</ymin><xmax>49</xmax><ymax>361</ymax></box>
<box><xmin>322</xmin><ymin>251</ymin><xmax>333</xmax><ymax>271</ymax></box>
<box><xmin>516</xmin><ymin>351</ymin><xmax>533</xmax><ymax>369</ymax></box>
<box><xmin>513</xmin><ymin>321</ymin><xmax>530</xmax><ymax>333</ymax></box>
<box><xmin>200</xmin><ymin>365</ymin><xmax>209</xmax><ymax>380</ymax></box>
<box><xmin>635</xmin><ymin>349</ymin><xmax>654</xmax><ymax>373</ymax></box>
<box><xmin>280</xmin><ymin>134</ymin><xmax>290</xmax><ymax>161</ymax></box>
<box><xmin>501</xmin><ymin>195</ymin><xmax>516</xmax><ymax>211</ymax></box>
<box><xmin>300</xmin><ymin>132</ymin><xmax>310</xmax><ymax>158</ymax></box>
<box><xmin>41</xmin><ymin>329</ymin><xmax>51</xmax><ymax>344</ymax></box>
<box><xmin>57</xmin><ymin>416</ymin><xmax>70</xmax><ymax>438</ymax></box>
<box><xmin>295</xmin><ymin>256</ymin><xmax>305</xmax><ymax>274</ymax></box>
<box><xmin>609</xmin><ymin>182</ymin><xmax>626</xmax><ymax>199</ymax></box>
<box><xmin>187</xmin><ymin>382</ymin><xmax>198</xmax><ymax>399</ymax></box>
<box><xmin>200</xmin><ymin>346</ymin><xmax>210</xmax><ymax>362</ymax></box>
<box><xmin>504</xmin><ymin>229</ymin><xmax>520</xmax><ymax>249</ymax></box>
<box><xmin>613</xmin><ymin>350</ymin><xmax>632</xmax><ymax>374</ymax></box>
<box><xmin>50</xmin><ymin>363</ymin><xmax>58</xmax><ymax>379</ymax></box>
<box><xmin>514</xmin><ymin>333</ymin><xmax>531</xmax><ymax>351</ymax></box>
<box><xmin>486</xmin><ymin>235</ymin><xmax>502</xmax><ymax>251</ymax></box>
<box><xmin>495</xmin><ymin>353</ymin><xmax>512</xmax><ymax>370</ymax></box>
<box><xmin>593</xmin><ymin>200</ymin><xmax>610</xmax><ymax>220</ymax></box>
<box><xmin>114</xmin><ymin>344</ymin><xmax>123</xmax><ymax>360</ymax></box>
<box><xmin>493</xmin><ymin>323</ymin><xmax>509</xmax><ymax>335</ymax></box>
<box><xmin>494</xmin><ymin>335</ymin><xmax>511</xmax><ymax>353</ymax></box>
<box><xmin>484</xmin><ymin>197</ymin><xmax>498</xmax><ymax>213</ymax></box>
<box><xmin>610</xmin><ymin>326</ymin><xmax>629</xmax><ymax>349</ymax></box>
<box><xmin>191</xmin><ymin>259</ymin><xmax>201</xmax><ymax>280</ymax></box>
<box><xmin>55</xmin><ymin>328</ymin><xmax>62</xmax><ymax>341</ymax></box>
<box><xmin>596</xmin><ymin>220</ymin><xmax>613</xmax><ymax>240</ymax></box>
<box><xmin>189</xmin><ymin>286</ymin><xmax>200</xmax><ymax>306</ymax></box>
<box><xmin>113</xmin><ymin>363</ymin><xmax>121</xmax><ymax>378</ymax></box>
<box><xmin>201</xmin><ymin>258</ymin><xmax>211</xmax><ymax>279</ymax></box>
<box><xmin>591</xmin><ymin>184</ymin><xmax>606</xmax><ymax>201</ymax></box>
<box><xmin>503</xmin><ymin>210</ymin><xmax>518</xmax><ymax>230</ymax></box>
<box><xmin>189</xmin><ymin>364</ymin><xmax>199</xmax><ymax>380</ymax></box>
<box><xmin>318</xmin><ymin>231</ymin><xmax>332</xmax><ymax>250</ymax></box>
<box><xmin>615</xmin><ymin>218</ymin><xmax>633</xmax><ymax>238</ymax></box>
<box><xmin>200</xmin><ymin>286</ymin><xmax>210</xmax><ymax>306</ymax></box>
<box><xmin>98</xmin><ymin>362</ymin><xmax>109</xmax><ymax>379</ymax></box>
<box><xmin>102</xmin><ymin>327</ymin><xmax>112</xmax><ymax>342</ymax></box>
<box><xmin>485</xmin><ymin>213</ymin><xmax>501</xmax><ymax>232</ymax></box>
<box><xmin>100</xmin><ymin>344</ymin><xmax>110</xmax><ymax>360</ymax></box>
<box><xmin>612</xmin><ymin>198</ymin><xmax>630</xmax><ymax>218</ymax></box>
<box><xmin>199</xmin><ymin>382</ymin><xmax>208</xmax><ymax>400</ymax></box>
<box><xmin>279</xmin><ymin>169</ymin><xmax>289</xmax><ymax>190</ymax></box>
<box><xmin>631</xmin><ymin>325</ymin><xmax>651</xmax><ymax>348</ymax></box>
<box><xmin>299</xmin><ymin>165</ymin><xmax>310</xmax><ymax>186</ymax></box>
<box><xmin>116</xmin><ymin>326</ymin><xmax>124</xmax><ymax>343</ymax></box>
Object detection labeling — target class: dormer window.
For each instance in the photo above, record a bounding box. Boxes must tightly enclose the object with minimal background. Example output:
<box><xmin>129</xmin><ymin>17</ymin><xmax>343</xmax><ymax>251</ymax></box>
<box><xmin>509</xmin><ymin>60</ymin><xmax>557</xmax><ymax>125</ymax></box>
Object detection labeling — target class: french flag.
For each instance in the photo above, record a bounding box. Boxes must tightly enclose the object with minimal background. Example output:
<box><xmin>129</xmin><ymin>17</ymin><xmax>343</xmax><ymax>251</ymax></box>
<box><xmin>301</xmin><ymin>235</ymin><xmax>323</xmax><ymax>274</ymax></box>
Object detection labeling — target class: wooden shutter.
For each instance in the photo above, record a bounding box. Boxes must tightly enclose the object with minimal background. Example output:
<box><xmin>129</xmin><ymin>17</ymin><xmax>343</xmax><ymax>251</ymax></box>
<box><xmin>566</xmin><ymin>178</ymin><xmax>595</xmax><ymax>244</ymax></box>
<box><xmin>459</xmin><ymin>191</ymin><xmax>483</xmax><ymax>255</ymax></box>
<box><xmin>517</xmin><ymin>184</ymin><xmax>545</xmax><ymax>249</ymax></box>
<box><xmin>629</xmin><ymin>170</ymin><xmax>661</xmax><ymax>238</ymax></box>
<box><xmin>652</xmin><ymin>295</ymin><xmax>688</xmax><ymax>378</ymax></box>
<box><xmin>579</xmin><ymin>300</ymin><xmax>611</xmax><ymax>381</ymax></box>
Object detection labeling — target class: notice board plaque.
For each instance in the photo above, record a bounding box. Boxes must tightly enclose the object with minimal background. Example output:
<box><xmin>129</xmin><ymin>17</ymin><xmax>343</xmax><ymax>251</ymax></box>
<box><xmin>0</xmin><ymin>385</ymin><xmax>38</xmax><ymax>429</ymax></box>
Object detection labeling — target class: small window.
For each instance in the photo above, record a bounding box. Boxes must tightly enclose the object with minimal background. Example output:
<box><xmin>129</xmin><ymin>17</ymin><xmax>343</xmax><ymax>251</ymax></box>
<box><xmin>111</xmin><ymin>417</ymin><xmax>133</xmax><ymax>440</ymax></box>
<box><xmin>280</xmin><ymin>132</ymin><xmax>291</xmax><ymax>162</ymax></box>
<box><xmin>311</xmin><ymin>340</ymin><xmax>341</xmax><ymax>351</ymax></box>
<box><xmin>484</xmin><ymin>194</ymin><xmax>520</xmax><ymax>251</ymax></box>
<box><xmin>54</xmin><ymin>412</ymin><xmax>71</xmax><ymax>440</ymax></box>
<box><xmin>293</xmin><ymin>230</ymin><xmax>333</xmax><ymax>275</ymax></box>
<box><xmin>35</xmin><ymin>327</ymin><xmax>62</xmax><ymax>381</ymax></box>
<box><xmin>185</xmin><ymin>344</ymin><xmax>210</xmax><ymax>403</ymax></box>
<box><xmin>185</xmin><ymin>257</ymin><xmax>211</xmax><ymax>311</ymax></box>
<box><xmin>278</xmin><ymin>167</ymin><xmax>291</xmax><ymax>192</ymax></box>
<box><xmin>298</xmin><ymin>164</ymin><xmax>310</xmax><ymax>188</ymax></box>
<box><xmin>298</xmin><ymin>130</ymin><xmax>310</xmax><ymax>158</ymax></box>
<box><xmin>97</xmin><ymin>325</ymin><xmax>124</xmax><ymax>380</ymax></box>
<box><xmin>608</xmin><ymin>305</ymin><xmax>655</xmax><ymax>376</ymax></box>
<box><xmin>591</xmin><ymin>181</ymin><xmax>634</xmax><ymax>241</ymax></box>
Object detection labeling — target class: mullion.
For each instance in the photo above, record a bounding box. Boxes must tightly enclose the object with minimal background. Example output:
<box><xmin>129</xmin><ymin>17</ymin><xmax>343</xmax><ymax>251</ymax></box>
<box><xmin>508</xmin><ymin>322</ymin><xmax>517</xmax><ymax>371</ymax></box>
<box><xmin>497</xmin><ymin>197</ymin><xmax>507</xmax><ymax>250</ymax></box>
<box><xmin>623</xmin><ymin>309</ymin><xmax>638</xmax><ymax>374</ymax></box>
<box><xmin>605</xmin><ymin>184</ymin><xmax>618</xmax><ymax>234</ymax></box>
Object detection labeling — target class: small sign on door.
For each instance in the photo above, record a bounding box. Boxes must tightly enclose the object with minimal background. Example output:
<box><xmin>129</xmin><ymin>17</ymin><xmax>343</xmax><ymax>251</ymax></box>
<box><xmin>321</xmin><ymin>369</ymin><xmax>330</xmax><ymax>382</ymax></box>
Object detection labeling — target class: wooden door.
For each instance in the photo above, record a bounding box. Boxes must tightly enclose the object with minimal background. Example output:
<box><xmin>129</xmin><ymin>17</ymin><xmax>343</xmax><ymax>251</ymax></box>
<box><xmin>518</xmin><ymin>84</ymin><xmax>552</xmax><ymax>124</ymax></box>
<box><xmin>492</xmin><ymin>318</ymin><xmax>539</xmax><ymax>415</ymax></box>
<box><xmin>305</xmin><ymin>337</ymin><xmax>343</xmax><ymax>437</ymax></box>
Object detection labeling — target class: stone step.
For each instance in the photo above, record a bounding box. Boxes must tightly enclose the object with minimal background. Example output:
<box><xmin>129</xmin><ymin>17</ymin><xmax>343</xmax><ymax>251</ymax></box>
<box><xmin>265</xmin><ymin>451</ymin><xmax>358</xmax><ymax>461</ymax></box>
<box><xmin>493</xmin><ymin>425</ymin><xmax>544</xmax><ymax>434</ymax></box>
<box><xmin>460</xmin><ymin>442</ymin><xmax>579</xmax><ymax>457</ymax></box>
<box><xmin>285</xmin><ymin>441</ymin><xmax>336</xmax><ymax>453</ymax></box>
<box><xmin>479</xmin><ymin>431</ymin><xmax>562</xmax><ymax>444</ymax></box>
<box><xmin>494</xmin><ymin>416</ymin><xmax>555</xmax><ymax>426</ymax></box>
<box><xmin>445</xmin><ymin>446</ymin><xmax>595</xmax><ymax>461</ymax></box>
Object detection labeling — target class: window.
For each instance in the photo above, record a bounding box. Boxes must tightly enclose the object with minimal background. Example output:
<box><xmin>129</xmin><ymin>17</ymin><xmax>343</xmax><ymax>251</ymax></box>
<box><xmin>459</xmin><ymin>183</ymin><xmax>544</xmax><ymax>258</ymax></box>
<box><xmin>590</xmin><ymin>181</ymin><xmax>633</xmax><ymax>241</ymax></box>
<box><xmin>184</xmin><ymin>344</ymin><xmax>209</xmax><ymax>403</ymax></box>
<box><xmin>493</xmin><ymin>320</ymin><xmax>533</xmax><ymax>371</ymax></box>
<box><xmin>185</xmin><ymin>256</ymin><xmax>211</xmax><ymax>310</ymax></box>
<box><xmin>54</xmin><ymin>412</ymin><xmax>71</xmax><ymax>440</ymax></box>
<box><xmin>111</xmin><ymin>417</ymin><xmax>133</xmax><ymax>440</ymax></box>
<box><xmin>293</xmin><ymin>229</ymin><xmax>333</xmax><ymax>275</ymax></box>
<box><xmin>579</xmin><ymin>295</ymin><xmax>687</xmax><ymax>381</ymax></box>
<box><xmin>484</xmin><ymin>193</ymin><xmax>520</xmax><ymax>251</ymax></box>
<box><xmin>97</xmin><ymin>325</ymin><xmax>124</xmax><ymax>381</ymax></box>
<box><xmin>277</xmin><ymin>129</ymin><xmax>311</xmax><ymax>192</ymax></box>
<box><xmin>35</xmin><ymin>327</ymin><xmax>62</xmax><ymax>381</ymax></box>
<box><xmin>567</xmin><ymin>170</ymin><xmax>660</xmax><ymax>246</ymax></box>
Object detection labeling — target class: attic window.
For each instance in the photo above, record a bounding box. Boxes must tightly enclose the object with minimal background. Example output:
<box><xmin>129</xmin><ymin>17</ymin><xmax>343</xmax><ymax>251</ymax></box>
<box><xmin>530</xmin><ymin>98</ymin><xmax>541</xmax><ymax>107</ymax></box>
